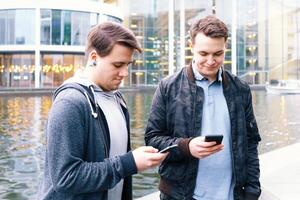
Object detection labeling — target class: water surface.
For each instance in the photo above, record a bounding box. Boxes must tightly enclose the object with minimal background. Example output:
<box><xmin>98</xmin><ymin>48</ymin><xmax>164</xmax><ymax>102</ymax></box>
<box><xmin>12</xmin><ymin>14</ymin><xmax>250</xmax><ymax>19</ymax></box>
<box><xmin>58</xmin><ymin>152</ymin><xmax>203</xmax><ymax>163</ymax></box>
<box><xmin>0</xmin><ymin>90</ymin><xmax>300</xmax><ymax>199</ymax></box>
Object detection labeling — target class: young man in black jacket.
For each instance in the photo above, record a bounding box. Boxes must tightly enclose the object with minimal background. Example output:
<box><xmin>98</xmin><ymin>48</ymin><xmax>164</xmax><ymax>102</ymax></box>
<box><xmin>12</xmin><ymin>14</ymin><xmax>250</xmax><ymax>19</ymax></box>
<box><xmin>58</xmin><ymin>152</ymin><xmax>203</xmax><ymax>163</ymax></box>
<box><xmin>145</xmin><ymin>15</ymin><xmax>261</xmax><ymax>200</ymax></box>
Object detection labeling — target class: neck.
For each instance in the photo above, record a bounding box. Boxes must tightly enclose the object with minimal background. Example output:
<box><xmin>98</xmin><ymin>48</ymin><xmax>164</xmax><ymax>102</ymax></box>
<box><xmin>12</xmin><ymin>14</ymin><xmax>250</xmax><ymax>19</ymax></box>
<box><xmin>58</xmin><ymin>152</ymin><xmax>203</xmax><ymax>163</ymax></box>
<box><xmin>81</xmin><ymin>67</ymin><xmax>99</xmax><ymax>87</ymax></box>
<box><xmin>197</xmin><ymin>71</ymin><xmax>217</xmax><ymax>83</ymax></box>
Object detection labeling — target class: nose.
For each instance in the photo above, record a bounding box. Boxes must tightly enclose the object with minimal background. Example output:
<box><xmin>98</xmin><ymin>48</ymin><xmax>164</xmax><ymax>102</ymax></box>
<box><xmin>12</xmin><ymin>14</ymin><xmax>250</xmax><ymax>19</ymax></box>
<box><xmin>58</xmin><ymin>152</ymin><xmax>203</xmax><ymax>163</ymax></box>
<box><xmin>119</xmin><ymin>66</ymin><xmax>129</xmax><ymax>77</ymax></box>
<box><xmin>207</xmin><ymin>56</ymin><xmax>216</xmax><ymax>65</ymax></box>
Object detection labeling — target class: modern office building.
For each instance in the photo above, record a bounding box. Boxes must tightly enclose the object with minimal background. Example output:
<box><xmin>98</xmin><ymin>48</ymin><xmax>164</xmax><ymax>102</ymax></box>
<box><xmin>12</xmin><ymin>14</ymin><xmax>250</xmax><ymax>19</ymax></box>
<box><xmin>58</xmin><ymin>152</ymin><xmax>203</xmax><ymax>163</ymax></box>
<box><xmin>120</xmin><ymin>0</ymin><xmax>216</xmax><ymax>86</ymax></box>
<box><xmin>119</xmin><ymin>0</ymin><xmax>300</xmax><ymax>86</ymax></box>
<box><xmin>0</xmin><ymin>0</ymin><xmax>122</xmax><ymax>88</ymax></box>
<box><xmin>1</xmin><ymin>0</ymin><xmax>300</xmax><ymax>88</ymax></box>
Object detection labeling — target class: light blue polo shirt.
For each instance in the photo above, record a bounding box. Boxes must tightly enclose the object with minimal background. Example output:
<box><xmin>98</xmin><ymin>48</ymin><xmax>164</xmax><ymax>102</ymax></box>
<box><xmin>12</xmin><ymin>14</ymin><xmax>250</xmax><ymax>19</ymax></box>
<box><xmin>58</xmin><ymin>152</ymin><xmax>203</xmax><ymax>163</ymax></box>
<box><xmin>192</xmin><ymin>63</ymin><xmax>234</xmax><ymax>200</ymax></box>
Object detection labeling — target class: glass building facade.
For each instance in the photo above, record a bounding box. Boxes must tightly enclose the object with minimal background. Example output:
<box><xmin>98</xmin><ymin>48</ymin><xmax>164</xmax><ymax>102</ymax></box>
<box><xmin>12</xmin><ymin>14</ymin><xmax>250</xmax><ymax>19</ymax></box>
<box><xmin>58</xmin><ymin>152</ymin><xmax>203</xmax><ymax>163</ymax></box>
<box><xmin>1</xmin><ymin>0</ymin><xmax>300</xmax><ymax>88</ymax></box>
<box><xmin>119</xmin><ymin>0</ymin><xmax>300</xmax><ymax>86</ymax></box>
<box><xmin>0</xmin><ymin>9</ymin><xmax>35</xmax><ymax>45</ymax></box>
<box><xmin>0</xmin><ymin>0</ymin><xmax>122</xmax><ymax>88</ymax></box>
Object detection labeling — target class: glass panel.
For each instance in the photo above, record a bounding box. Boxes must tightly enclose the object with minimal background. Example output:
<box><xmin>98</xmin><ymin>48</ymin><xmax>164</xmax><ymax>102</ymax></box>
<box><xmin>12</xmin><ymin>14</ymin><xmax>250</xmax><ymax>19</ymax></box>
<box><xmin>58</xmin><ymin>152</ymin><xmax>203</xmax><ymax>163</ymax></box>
<box><xmin>41</xmin><ymin>9</ymin><xmax>51</xmax><ymax>44</ymax></box>
<box><xmin>15</xmin><ymin>9</ymin><xmax>35</xmax><ymax>44</ymax></box>
<box><xmin>62</xmin><ymin>11</ymin><xmax>71</xmax><ymax>45</ymax></box>
<box><xmin>52</xmin><ymin>10</ymin><xmax>61</xmax><ymax>45</ymax></box>
<box><xmin>71</xmin><ymin>11</ymin><xmax>90</xmax><ymax>46</ymax></box>
<box><xmin>41</xmin><ymin>53</ymin><xmax>84</xmax><ymax>87</ymax></box>
<box><xmin>0</xmin><ymin>10</ymin><xmax>5</xmax><ymax>44</ymax></box>
<box><xmin>0</xmin><ymin>10</ymin><xmax>15</xmax><ymax>44</ymax></box>
<box><xmin>41</xmin><ymin>10</ymin><xmax>97</xmax><ymax>46</ymax></box>
<box><xmin>90</xmin><ymin>13</ymin><xmax>98</xmax><ymax>27</ymax></box>
<box><xmin>0</xmin><ymin>9</ymin><xmax>35</xmax><ymax>45</ymax></box>
<box><xmin>0</xmin><ymin>54</ymin><xmax>6</xmax><ymax>86</ymax></box>
<box><xmin>0</xmin><ymin>53</ymin><xmax>35</xmax><ymax>88</ymax></box>
<box><xmin>123</xmin><ymin>0</ymin><xmax>169</xmax><ymax>86</ymax></box>
<box><xmin>146</xmin><ymin>70</ymin><xmax>161</xmax><ymax>85</ymax></box>
<box><xmin>131</xmin><ymin>71</ymin><xmax>145</xmax><ymax>85</ymax></box>
<box><xmin>123</xmin><ymin>0</ymin><xmax>215</xmax><ymax>86</ymax></box>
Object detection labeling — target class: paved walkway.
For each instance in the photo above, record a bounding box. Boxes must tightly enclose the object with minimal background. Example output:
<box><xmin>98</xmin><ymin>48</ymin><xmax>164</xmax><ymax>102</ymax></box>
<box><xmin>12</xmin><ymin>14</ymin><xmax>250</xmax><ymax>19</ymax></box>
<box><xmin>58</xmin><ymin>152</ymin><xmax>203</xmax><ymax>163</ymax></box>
<box><xmin>137</xmin><ymin>142</ymin><xmax>300</xmax><ymax>200</ymax></box>
<box><xmin>259</xmin><ymin>142</ymin><xmax>300</xmax><ymax>200</ymax></box>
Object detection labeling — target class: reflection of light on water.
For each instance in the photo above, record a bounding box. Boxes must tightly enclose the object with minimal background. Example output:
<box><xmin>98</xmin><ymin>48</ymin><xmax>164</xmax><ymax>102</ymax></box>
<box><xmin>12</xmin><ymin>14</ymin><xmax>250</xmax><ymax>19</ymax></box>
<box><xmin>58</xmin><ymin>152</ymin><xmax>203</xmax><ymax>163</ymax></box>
<box><xmin>1</xmin><ymin>91</ymin><xmax>300</xmax><ymax>199</ymax></box>
<box><xmin>0</xmin><ymin>95</ymin><xmax>52</xmax><ymax>199</ymax></box>
<box><xmin>280</xmin><ymin>96</ymin><xmax>285</xmax><ymax>116</ymax></box>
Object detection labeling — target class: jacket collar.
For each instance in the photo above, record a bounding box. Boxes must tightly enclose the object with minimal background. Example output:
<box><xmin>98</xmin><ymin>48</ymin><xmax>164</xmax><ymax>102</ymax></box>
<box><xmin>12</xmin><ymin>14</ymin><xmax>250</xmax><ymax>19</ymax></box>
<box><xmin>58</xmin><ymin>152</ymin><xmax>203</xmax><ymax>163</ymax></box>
<box><xmin>186</xmin><ymin>63</ymin><xmax>229</xmax><ymax>89</ymax></box>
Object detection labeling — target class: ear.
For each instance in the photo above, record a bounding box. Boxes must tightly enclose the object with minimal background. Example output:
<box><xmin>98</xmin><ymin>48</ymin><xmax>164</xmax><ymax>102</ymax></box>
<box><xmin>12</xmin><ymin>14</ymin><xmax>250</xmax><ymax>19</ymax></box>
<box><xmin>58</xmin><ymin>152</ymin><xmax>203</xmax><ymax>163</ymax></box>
<box><xmin>89</xmin><ymin>50</ymin><xmax>98</xmax><ymax>61</ymax></box>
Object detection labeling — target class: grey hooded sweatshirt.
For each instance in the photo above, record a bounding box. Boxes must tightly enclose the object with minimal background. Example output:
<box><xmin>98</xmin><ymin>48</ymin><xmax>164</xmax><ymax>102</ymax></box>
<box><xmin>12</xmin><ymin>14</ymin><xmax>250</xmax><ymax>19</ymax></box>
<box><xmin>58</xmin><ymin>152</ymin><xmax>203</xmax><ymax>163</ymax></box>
<box><xmin>38</xmin><ymin>76</ymin><xmax>137</xmax><ymax>200</ymax></box>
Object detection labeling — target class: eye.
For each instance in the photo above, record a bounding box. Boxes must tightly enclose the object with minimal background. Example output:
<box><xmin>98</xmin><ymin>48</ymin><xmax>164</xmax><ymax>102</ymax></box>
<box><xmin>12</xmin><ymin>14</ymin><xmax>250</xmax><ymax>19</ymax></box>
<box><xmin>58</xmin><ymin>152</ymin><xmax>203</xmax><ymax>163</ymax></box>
<box><xmin>214</xmin><ymin>52</ymin><xmax>224</xmax><ymax>56</ymax></box>
<box><xmin>113</xmin><ymin>63</ymin><xmax>123</xmax><ymax>68</ymax></box>
<box><xmin>199</xmin><ymin>52</ymin><xmax>207</xmax><ymax>56</ymax></box>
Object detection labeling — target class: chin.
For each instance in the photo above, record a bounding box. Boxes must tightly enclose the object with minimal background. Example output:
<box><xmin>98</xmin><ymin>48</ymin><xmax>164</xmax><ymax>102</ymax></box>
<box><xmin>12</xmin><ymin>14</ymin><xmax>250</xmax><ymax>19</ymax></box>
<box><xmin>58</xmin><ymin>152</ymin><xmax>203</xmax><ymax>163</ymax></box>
<box><xmin>112</xmin><ymin>85</ymin><xmax>120</xmax><ymax>90</ymax></box>
<box><xmin>207</xmin><ymin>70</ymin><xmax>219</xmax><ymax>74</ymax></box>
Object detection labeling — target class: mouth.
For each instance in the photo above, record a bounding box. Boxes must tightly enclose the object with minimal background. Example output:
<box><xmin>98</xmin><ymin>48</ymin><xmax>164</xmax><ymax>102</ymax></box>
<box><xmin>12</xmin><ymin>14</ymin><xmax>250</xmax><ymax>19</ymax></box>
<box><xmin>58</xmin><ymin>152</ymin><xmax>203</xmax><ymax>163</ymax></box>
<box><xmin>205</xmin><ymin>65</ymin><xmax>219</xmax><ymax>70</ymax></box>
<box><xmin>115</xmin><ymin>79</ymin><xmax>123</xmax><ymax>84</ymax></box>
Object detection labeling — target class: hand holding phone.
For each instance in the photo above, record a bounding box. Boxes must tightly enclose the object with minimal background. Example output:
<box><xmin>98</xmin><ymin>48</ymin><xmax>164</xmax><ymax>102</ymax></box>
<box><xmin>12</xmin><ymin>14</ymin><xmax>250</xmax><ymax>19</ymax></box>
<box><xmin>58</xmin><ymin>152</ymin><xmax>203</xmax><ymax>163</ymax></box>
<box><xmin>159</xmin><ymin>144</ymin><xmax>178</xmax><ymax>153</ymax></box>
<box><xmin>204</xmin><ymin>135</ymin><xmax>223</xmax><ymax>145</ymax></box>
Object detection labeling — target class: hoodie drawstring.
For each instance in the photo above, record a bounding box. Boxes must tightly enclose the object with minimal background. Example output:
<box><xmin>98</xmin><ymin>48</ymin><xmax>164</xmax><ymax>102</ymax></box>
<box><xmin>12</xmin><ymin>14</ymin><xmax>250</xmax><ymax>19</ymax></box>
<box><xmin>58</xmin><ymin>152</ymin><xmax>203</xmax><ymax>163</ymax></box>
<box><xmin>84</xmin><ymin>90</ymin><xmax>98</xmax><ymax>118</ymax></box>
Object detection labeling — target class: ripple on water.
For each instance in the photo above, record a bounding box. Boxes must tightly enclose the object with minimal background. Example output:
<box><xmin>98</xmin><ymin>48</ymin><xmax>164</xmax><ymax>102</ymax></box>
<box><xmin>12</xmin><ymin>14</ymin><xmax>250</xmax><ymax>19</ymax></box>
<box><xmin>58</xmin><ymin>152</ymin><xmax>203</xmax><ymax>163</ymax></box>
<box><xmin>2</xmin><ymin>92</ymin><xmax>300</xmax><ymax>199</ymax></box>
<box><xmin>0</xmin><ymin>192</ymin><xmax>28</xmax><ymax>200</ymax></box>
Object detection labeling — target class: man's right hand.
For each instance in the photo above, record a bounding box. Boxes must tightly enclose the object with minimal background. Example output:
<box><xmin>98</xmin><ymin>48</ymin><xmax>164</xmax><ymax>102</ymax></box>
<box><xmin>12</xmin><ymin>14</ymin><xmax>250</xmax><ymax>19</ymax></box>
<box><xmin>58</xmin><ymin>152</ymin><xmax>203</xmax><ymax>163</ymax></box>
<box><xmin>132</xmin><ymin>146</ymin><xmax>168</xmax><ymax>172</ymax></box>
<box><xmin>189</xmin><ymin>136</ymin><xmax>224</xmax><ymax>159</ymax></box>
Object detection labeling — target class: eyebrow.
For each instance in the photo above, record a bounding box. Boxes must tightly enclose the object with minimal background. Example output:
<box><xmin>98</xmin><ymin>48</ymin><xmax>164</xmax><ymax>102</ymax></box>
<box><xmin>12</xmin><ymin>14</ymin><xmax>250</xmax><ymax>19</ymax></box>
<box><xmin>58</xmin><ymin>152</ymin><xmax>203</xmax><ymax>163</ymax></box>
<box><xmin>198</xmin><ymin>50</ymin><xmax>224</xmax><ymax>54</ymax></box>
<box><xmin>112</xmin><ymin>61</ymin><xmax>133</xmax><ymax>65</ymax></box>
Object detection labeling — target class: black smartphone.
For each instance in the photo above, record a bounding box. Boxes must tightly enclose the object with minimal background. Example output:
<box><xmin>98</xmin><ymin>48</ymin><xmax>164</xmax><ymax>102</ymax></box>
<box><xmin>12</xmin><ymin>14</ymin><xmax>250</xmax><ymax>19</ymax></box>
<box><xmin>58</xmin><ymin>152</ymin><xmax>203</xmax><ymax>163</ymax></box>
<box><xmin>204</xmin><ymin>135</ymin><xmax>223</xmax><ymax>145</ymax></box>
<box><xmin>159</xmin><ymin>144</ymin><xmax>178</xmax><ymax>153</ymax></box>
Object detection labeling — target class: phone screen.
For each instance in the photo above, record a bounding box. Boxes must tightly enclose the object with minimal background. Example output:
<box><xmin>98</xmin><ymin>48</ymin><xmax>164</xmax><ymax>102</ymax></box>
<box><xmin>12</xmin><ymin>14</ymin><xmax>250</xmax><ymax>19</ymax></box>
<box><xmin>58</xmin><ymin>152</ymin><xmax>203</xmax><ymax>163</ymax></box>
<box><xmin>204</xmin><ymin>135</ymin><xmax>223</xmax><ymax>144</ymax></box>
<box><xmin>159</xmin><ymin>144</ymin><xmax>178</xmax><ymax>153</ymax></box>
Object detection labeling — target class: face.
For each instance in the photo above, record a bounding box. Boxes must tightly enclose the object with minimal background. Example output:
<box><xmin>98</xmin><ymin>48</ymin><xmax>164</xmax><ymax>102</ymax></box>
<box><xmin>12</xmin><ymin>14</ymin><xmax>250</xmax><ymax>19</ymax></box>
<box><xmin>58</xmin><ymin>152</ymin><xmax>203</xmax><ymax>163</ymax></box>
<box><xmin>191</xmin><ymin>32</ymin><xmax>226</xmax><ymax>82</ymax></box>
<box><xmin>88</xmin><ymin>44</ymin><xmax>134</xmax><ymax>91</ymax></box>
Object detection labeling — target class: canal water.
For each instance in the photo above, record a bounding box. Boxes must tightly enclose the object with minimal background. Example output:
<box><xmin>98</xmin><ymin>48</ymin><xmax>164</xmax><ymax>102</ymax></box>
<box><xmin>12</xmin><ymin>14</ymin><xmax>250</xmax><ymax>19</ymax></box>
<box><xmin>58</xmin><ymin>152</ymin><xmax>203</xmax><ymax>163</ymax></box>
<box><xmin>0</xmin><ymin>90</ymin><xmax>300</xmax><ymax>199</ymax></box>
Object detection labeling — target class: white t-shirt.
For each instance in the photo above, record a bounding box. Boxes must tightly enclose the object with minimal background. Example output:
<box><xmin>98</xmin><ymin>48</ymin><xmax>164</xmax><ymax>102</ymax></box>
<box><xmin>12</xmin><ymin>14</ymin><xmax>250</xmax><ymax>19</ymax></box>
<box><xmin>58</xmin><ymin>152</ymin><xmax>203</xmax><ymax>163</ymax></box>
<box><xmin>94</xmin><ymin>88</ymin><xmax>128</xmax><ymax>200</ymax></box>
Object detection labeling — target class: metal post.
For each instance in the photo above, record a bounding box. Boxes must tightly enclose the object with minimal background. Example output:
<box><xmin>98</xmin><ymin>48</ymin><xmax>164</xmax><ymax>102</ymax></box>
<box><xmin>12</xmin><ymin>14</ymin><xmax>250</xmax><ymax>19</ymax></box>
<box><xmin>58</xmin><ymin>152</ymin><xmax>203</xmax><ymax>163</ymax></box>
<box><xmin>180</xmin><ymin>0</ymin><xmax>185</xmax><ymax>68</ymax></box>
<box><xmin>168</xmin><ymin>0</ymin><xmax>174</xmax><ymax>75</ymax></box>
<box><xmin>231</xmin><ymin>0</ymin><xmax>237</xmax><ymax>75</ymax></box>
<box><xmin>35</xmin><ymin>7</ymin><xmax>41</xmax><ymax>88</ymax></box>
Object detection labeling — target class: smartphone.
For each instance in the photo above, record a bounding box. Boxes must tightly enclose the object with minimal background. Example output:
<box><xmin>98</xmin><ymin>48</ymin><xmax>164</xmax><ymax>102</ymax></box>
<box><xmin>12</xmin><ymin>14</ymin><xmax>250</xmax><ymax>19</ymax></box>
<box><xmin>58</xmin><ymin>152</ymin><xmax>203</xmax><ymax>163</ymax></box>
<box><xmin>204</xmin><ymin>135</ymin><xmax>223</xmax><ymax>145</ymax></box>
<box><xmin>159</xmin><ymin>144</ymin><xmax>178</xmax><ymax>153</ymax></box>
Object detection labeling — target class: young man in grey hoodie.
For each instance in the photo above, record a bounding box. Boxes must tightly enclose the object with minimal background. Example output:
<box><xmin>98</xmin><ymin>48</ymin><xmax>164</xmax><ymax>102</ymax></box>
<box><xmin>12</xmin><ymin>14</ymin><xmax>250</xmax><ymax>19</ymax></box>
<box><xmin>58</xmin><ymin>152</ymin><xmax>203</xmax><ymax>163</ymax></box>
<box><xmin>38</xmin><ymin>22</ymin><xmax>167</xmax><ymax>200</ymax></box>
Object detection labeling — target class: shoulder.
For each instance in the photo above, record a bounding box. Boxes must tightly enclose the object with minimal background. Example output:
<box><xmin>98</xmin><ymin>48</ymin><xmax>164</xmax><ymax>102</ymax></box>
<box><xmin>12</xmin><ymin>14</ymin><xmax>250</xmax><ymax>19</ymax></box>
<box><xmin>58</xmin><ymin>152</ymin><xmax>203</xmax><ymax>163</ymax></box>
<box><xmin>46</xmin><ymin>88</ymin><xmax>90</xmax><ymax>127</ymax></box>
<box><xmin>223</xmin><ymin>70</ymin><xmax>251</xmax><ymax>93</ymax></box>
<box><xmin>51</xmin><ymin>87</ymin><xmax>91</xmax><ymax>117</ymax></box>
<box><xmin>159</xmin><ymin>68</ymin><xmax>187</xmax><ymax>90</ymax></box>
<box><xmin>54</xmin><ymin>87</ymin><xmax>87</xmax><ymax>104</ymax></box>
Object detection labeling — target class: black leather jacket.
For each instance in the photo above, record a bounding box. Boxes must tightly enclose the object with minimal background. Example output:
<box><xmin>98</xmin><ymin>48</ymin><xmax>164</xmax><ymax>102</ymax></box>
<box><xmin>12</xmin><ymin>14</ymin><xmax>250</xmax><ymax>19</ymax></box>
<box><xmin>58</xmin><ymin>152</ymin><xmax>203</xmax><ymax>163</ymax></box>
<box><xmin>145</xmin><ymin>66</ymin><xmax>261</xmax><ymax>200</ymax></box>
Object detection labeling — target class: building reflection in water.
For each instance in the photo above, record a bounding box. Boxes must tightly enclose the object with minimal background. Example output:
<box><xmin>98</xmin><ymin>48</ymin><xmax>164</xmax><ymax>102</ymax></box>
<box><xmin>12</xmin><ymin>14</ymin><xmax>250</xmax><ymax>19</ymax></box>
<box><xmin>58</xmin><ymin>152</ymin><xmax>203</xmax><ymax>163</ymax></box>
<box><xmin>0</xmin><ymin>95</ymin><xmax>52</xmax><ymax>199</ymax></box>
<box><xmin>1</xmin><ymin>91</ymin><xmax>300</xmax><ymax>199</ymax></box>
<box><xmin>253</xmin><ymin>91</ymin><xmax>300</xmax><ymax>154</ymax></box>
<box><xmin>123</xmin><ymin>90</ymin><xmax>161</xmax><ymax>198</ymax></box>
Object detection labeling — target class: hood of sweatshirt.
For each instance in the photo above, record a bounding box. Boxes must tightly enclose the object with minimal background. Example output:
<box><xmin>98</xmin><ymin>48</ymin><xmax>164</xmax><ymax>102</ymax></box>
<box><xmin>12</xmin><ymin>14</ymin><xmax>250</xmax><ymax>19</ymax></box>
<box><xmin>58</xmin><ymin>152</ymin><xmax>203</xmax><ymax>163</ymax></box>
<box><xmin>58</xmin><ymin>71</ymin><xmax>127</xmax><ymax>118</ymax></box>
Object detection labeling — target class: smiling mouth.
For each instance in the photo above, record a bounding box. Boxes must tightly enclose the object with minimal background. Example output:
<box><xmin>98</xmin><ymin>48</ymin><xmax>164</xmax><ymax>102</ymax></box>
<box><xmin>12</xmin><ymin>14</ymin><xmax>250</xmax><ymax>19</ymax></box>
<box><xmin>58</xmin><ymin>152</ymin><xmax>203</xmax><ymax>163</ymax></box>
<box><xmin>204</xmin><ymin>66</ymin><xmax>218</xmax><ymax>70</ymax></box>
<box><xmin>115</xmin><ymin>79</ymin><xmax>123</xmax><ymax>84</ymax></box>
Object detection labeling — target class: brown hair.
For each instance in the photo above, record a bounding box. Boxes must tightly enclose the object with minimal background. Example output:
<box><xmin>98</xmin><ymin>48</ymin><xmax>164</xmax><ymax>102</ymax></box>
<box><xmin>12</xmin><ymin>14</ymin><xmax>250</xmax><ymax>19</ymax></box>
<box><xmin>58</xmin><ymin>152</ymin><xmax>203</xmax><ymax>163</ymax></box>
<box><xmin>189</xmin><ymin>15</ymin><xmax>228</xmax><ymax>44</ymax></box>
<box><xmin>85</xmin><ymin>22</ymin><xmax>142</xmax><ymax>58</ymax></box>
